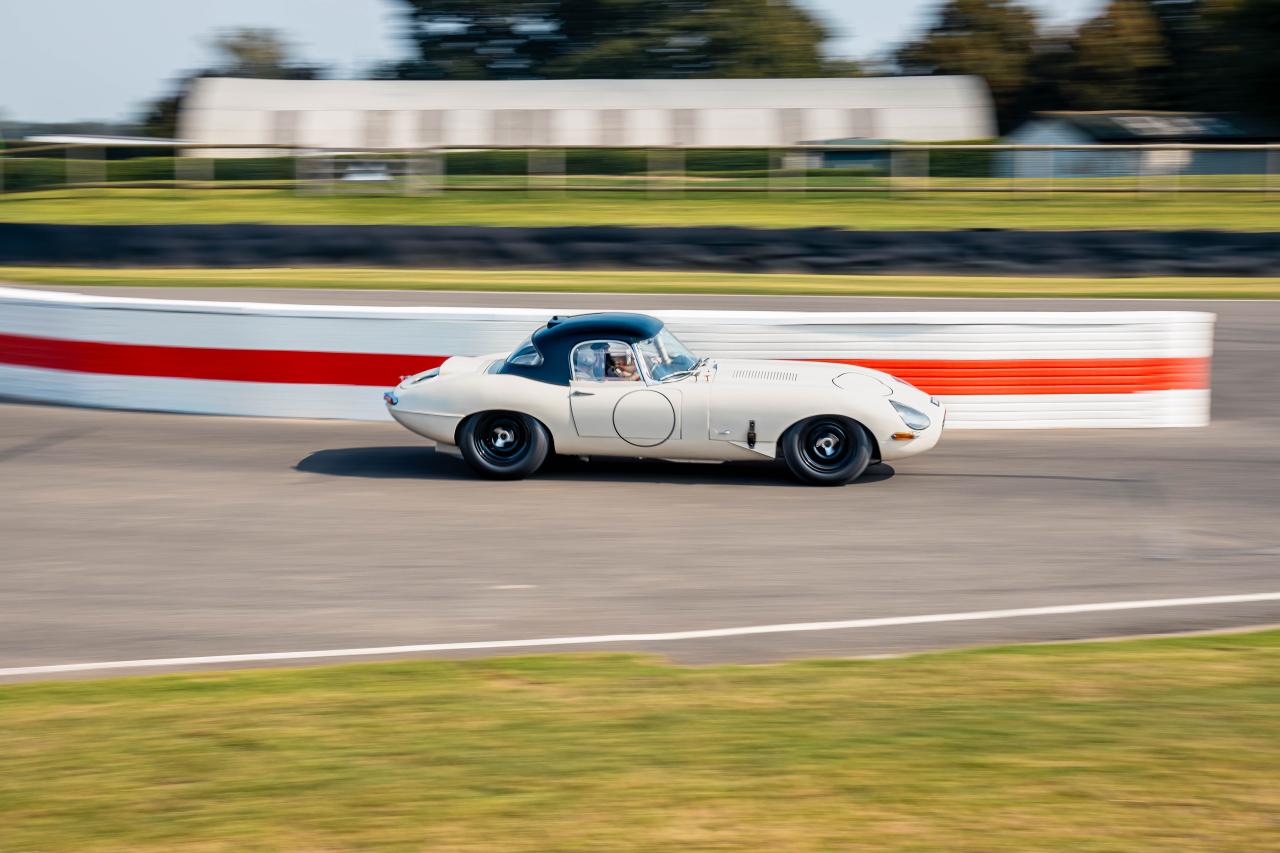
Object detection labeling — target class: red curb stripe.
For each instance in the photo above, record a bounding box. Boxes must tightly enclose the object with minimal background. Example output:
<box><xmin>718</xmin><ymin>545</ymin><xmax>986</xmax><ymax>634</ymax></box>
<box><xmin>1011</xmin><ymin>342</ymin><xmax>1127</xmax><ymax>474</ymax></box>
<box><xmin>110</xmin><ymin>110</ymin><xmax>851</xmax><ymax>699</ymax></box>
<box><xmin>0</xmin><ymin>333</ymin><xmax>1209</xmax><ymax>395</ymax></box>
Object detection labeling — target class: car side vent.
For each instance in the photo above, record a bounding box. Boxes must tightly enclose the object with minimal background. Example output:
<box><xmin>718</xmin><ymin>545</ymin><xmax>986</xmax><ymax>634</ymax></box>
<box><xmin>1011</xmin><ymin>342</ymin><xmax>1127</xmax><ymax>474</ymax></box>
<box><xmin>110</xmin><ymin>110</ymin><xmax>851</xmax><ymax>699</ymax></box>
<box><xmin>731</xmin><ymin>368</ymin><xmax>800</xmax><ymax>382</ymax></box>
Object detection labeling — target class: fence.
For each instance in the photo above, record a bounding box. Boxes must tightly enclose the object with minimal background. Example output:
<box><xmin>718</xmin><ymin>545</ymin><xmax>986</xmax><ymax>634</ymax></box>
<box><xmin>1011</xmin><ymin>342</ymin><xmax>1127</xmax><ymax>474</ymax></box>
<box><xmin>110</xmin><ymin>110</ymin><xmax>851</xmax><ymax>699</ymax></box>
<box><xmin>1</xmin><ymin>142</ymin><xmax>1277</xmax><ymax>196</ymax></box>
<box><xmin>0</xmin><ymin>286</ymin><xmax>1214</xmax><ymax>429</ymax></box>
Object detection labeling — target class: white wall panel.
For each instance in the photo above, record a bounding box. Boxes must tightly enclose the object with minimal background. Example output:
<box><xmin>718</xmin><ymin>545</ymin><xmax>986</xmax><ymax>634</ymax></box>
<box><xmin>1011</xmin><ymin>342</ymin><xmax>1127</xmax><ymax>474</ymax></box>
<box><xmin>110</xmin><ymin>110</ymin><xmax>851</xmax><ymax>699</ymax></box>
<box><xmin>0</xmin><ymin>288</ymin><xmax>1214</xmax><ymax>429</ymax></box>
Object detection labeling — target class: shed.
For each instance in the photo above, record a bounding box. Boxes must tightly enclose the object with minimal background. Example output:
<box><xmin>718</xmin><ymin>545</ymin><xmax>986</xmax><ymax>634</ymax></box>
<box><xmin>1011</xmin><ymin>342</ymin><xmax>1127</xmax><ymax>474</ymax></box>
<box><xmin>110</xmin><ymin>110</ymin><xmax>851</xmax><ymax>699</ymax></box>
<box><xmin>1000</xmin><ymin>111</ymin><xmax>1279</xmax><ymax>178</ymax></box>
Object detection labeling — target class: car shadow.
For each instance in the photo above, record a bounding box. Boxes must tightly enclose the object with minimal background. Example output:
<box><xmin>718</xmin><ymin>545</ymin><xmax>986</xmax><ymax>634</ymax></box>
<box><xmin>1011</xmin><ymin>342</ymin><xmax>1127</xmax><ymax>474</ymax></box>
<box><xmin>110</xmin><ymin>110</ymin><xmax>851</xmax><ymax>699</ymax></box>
<box><xmin>296</xmin><ymin>445</ymin><xmax>895</xmax><ymax>487</ymax></box>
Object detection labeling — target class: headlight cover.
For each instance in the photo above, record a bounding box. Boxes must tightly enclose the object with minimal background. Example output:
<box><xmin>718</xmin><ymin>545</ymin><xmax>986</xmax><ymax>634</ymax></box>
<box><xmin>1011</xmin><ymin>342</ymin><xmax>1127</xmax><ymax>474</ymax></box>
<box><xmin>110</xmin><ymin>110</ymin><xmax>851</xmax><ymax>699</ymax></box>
<box><xmin>891</xmin><ymin>400</ymin><xmax>932</xmax><ymax>431</ymax></box>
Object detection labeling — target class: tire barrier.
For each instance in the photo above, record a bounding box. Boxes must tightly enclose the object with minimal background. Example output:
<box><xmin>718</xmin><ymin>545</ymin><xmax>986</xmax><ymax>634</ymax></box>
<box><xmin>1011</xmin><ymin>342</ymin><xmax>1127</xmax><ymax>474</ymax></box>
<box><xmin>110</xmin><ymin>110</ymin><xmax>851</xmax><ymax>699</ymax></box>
<box><xmin>0</xmin><ymin>223</ymin><xmax>1276</xmax><ymax>276</ymax></box>
<box><xmin>0</xmin><ymin>286</ymin><xmax>1214</xmax><ymax>428</ymax></box>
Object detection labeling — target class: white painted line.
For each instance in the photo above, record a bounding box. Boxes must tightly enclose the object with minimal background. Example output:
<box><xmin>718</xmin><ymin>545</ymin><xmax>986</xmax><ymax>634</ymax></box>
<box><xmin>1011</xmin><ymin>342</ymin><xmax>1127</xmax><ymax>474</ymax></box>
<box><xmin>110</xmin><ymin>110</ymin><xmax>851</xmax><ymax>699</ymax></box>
<box><xmin>3</xmin><ymin>591</ymin><xmax>1279</xmax><ymax>678</ymax></box>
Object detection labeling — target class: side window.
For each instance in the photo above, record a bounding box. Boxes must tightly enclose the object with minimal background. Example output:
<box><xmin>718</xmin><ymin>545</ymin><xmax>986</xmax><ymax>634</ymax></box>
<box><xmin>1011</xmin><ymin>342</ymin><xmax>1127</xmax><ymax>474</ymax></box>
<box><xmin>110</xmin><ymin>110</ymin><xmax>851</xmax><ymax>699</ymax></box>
<box><xmin>572</xmin><ymin>341</ymin><xmax>641</xmax><ymax>383</ymax></box>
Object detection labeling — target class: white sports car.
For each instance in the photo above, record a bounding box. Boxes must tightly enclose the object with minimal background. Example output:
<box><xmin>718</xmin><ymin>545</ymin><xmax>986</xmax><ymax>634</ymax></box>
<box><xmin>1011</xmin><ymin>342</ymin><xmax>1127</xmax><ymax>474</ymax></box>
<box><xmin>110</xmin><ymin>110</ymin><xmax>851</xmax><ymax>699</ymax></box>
<box><xmin>384</xmin><ymin>312</ymin><xmax>944</xmax><ymax>485</ymax></box>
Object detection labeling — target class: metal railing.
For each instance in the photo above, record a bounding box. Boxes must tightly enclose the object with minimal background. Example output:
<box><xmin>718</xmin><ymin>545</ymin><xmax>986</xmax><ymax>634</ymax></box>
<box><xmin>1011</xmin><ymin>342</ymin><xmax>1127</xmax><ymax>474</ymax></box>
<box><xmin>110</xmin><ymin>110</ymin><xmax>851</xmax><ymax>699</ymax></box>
<box><xmin>1</xmin><ymin>141</ymin><xmax>1277</xmax><ymax>195</ymax></box>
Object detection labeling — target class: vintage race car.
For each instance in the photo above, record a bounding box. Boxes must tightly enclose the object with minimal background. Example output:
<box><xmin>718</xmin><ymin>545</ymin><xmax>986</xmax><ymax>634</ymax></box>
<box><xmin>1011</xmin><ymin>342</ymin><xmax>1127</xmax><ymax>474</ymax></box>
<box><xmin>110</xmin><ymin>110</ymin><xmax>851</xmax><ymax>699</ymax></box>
<box><xmin>384</xmin><ymin>312</ymin><xmax>943</xmax><ymax>485</ymax></box>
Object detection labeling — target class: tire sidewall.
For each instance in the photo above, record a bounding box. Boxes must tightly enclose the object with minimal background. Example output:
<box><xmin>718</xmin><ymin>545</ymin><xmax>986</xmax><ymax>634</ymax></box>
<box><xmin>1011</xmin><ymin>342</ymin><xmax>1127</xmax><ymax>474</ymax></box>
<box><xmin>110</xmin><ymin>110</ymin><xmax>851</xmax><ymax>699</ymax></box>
<box><xmin>781</xmin><ymin>416</ymin><xmax>872</xmax><ymax>486</ymax></box>
<box><xmin>458</xmin><ymin>412</ymin><xmax>551</xmax><ymax>479</ymax></box>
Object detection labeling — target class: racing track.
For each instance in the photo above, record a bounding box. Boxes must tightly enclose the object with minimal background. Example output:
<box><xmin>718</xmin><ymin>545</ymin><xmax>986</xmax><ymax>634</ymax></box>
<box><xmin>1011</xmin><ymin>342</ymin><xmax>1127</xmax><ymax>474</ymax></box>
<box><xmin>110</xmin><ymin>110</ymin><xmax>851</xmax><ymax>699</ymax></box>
<box><xmin>2</xmin><ymin>290</ymin><xmax>1279</xmax><ymax>679</ymax></box>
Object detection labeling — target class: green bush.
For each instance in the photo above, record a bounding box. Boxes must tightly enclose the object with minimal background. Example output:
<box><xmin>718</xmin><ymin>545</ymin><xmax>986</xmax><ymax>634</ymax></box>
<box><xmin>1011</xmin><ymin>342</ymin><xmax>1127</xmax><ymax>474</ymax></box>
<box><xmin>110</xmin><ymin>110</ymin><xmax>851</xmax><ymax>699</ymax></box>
<box><xmin>0</xmin><ymin>156</ymin><xmax>295</xmax><ymax>190</ymax></box>
<box><xmin>0</xmin><ymin>158</ymin><xmax>66</xmax><ymax>192</ymax></box>
<box><xmin>928</xmin><ymin>148</ymin><xmax>996</xmax><ymax>178</ymax></box>
<box><xmin>442</xmin><ymin>148</ymin><xmax>773</xmax><ymax>175</ymax></box>
<box><xmin>0</xmin><ymin>147</ymin><xmax>995</xmax><ymax>191</ymax></box>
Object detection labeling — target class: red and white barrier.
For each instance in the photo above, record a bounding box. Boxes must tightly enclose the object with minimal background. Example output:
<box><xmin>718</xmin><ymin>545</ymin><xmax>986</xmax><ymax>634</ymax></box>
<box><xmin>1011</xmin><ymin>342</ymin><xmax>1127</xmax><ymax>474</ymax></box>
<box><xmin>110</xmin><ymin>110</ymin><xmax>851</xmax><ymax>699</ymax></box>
<box><xmin>0</xmin><ymin>287</ymin><xmax>1214</xmax><ymax>428</ymax></box>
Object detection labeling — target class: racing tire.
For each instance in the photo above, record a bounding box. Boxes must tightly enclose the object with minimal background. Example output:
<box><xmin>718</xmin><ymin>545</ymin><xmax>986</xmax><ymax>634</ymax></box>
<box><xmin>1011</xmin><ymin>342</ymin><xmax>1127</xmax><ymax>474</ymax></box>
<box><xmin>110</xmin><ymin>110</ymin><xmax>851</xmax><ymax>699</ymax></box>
<box><xmin>781</xmin><ymin>416</ymin><xmax>872</xmax><ymax>486</ymax></box>
<box><xmin>458</xmin><ymin>411</ymin><xmax>551</xmax><ymax>480</ymax></box>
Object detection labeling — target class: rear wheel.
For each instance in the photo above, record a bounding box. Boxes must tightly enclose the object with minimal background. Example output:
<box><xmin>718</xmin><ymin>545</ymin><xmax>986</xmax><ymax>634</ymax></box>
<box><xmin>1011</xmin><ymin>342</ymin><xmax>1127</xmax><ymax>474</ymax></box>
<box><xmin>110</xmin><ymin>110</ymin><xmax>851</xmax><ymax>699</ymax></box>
<box><xmin>781</xmin><ymin>416</ymin><xmax>872</xmax><ymax>486</ymax></box>
<box><xmin>458</xmin><ymin>411</ymin><xmax>550</xmax><ymax>480</ymax></box>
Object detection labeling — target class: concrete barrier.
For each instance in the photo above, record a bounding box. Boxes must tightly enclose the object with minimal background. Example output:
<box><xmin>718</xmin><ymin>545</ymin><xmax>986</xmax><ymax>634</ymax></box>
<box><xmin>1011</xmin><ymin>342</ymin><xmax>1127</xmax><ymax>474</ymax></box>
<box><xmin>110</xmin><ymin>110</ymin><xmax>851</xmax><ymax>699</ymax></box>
<box><xmin>0</xmin><ymin>287</ymin><xmax>1214</xmax><ymax>429</ymax></box>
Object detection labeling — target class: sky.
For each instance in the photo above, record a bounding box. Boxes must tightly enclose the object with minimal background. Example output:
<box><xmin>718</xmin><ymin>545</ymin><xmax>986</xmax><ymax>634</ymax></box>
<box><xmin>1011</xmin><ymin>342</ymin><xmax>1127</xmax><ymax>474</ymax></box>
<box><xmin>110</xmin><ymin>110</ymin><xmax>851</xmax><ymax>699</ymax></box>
<box><xmin>0</xmin><ymin>0</ymin><xmax>1105</xmax><ymax>123</ymax></box>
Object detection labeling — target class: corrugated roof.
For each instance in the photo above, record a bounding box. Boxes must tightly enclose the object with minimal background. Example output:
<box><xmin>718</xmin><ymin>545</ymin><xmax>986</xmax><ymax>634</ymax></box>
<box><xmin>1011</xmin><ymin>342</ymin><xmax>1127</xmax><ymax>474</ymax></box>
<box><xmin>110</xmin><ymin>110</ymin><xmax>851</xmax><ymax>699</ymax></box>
<box><xmin>1032</xmin><ymin>111</ymin><xmax>1280</xmax><ymax>142</ymax></box>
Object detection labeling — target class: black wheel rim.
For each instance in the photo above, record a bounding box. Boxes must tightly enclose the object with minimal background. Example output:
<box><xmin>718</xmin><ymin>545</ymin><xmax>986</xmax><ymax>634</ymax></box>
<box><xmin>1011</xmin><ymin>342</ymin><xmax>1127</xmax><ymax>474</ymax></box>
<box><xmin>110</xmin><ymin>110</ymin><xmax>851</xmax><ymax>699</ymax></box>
<box><xmin>799</xmin><ymin>419</ymin><xmax>855</xmax><ymax>472</ymax></box>
<box><xmin>475</xmin><ymin>414</ymin><xmax>529</xmax><ymax>465</ymax></box>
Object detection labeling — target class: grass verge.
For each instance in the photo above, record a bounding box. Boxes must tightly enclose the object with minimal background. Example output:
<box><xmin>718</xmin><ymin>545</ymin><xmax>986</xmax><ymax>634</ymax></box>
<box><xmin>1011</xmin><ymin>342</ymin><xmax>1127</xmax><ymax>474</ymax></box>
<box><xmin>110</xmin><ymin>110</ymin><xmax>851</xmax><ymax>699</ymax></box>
<box><xmin>3</xmin><ymin>266</ymin><xmax>1279</xmax><ymax>299</ymax></box>
<box><xmin>2</xmin><ymin>631</ymin><xmax>1278</xmax><ymax>851</ymax></box>
<box><xmin>2</xmin><ymin>187</ymin><xmax>1278</xmax><ymax>230</ymax></box>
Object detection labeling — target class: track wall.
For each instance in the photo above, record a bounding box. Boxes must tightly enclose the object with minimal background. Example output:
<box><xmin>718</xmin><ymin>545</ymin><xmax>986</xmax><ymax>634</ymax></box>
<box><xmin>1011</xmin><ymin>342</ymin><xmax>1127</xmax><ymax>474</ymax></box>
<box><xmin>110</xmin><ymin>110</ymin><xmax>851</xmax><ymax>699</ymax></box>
<box><xmin>0</xmin><ymin>287</ymin><xmax>1214</xmax><ymax>428</ymax></box>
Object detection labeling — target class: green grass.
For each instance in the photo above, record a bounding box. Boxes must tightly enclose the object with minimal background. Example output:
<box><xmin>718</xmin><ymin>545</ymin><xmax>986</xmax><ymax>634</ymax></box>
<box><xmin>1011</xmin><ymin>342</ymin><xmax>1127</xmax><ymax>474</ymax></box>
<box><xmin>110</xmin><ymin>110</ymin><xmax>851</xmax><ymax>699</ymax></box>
<box><xmin>4</xmin><ymin>265</ymin><xmax>1279</xmax><ymax>299</ymax></box>
<box><xmin>2</xmin><ymin>631</ymin><xmax>1278</xmax><ymax>851</ymax></box>
<box><xmin>2</xmin><ymin>187</ymin><xmax>1278</xmax><ymax>229</ymax></box>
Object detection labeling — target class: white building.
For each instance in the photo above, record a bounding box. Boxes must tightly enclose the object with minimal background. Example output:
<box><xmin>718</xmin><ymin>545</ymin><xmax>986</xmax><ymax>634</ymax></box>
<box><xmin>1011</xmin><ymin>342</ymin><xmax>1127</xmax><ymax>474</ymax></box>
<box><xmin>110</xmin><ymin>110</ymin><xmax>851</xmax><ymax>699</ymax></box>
<box><xmin>180</xmin><ymin>76</ymin><xmax>994</xmax><ymax>155</ymax></box>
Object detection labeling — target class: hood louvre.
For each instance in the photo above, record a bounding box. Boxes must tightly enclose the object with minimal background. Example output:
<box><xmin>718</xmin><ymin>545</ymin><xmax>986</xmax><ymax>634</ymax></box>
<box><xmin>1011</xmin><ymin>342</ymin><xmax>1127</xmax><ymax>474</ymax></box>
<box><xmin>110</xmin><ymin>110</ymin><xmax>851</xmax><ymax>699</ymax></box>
<box><xmin>729</xmin><ymin>368</ymin><xmax>800</xmax><ymax>383</ymax></box>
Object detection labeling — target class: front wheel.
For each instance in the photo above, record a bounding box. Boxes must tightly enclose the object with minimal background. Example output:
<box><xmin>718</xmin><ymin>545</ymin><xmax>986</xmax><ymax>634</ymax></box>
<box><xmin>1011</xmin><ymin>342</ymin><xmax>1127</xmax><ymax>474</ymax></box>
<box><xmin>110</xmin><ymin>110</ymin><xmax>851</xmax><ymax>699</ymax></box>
<box><xmin>781</xmin><ymin>416</ymin><xmax>872</xmax><ymax>486</ymax></box>
<box><xmin>457</xmin><ymin>412</ymin><xmax>550</xmax><ymax>480</ymax></box>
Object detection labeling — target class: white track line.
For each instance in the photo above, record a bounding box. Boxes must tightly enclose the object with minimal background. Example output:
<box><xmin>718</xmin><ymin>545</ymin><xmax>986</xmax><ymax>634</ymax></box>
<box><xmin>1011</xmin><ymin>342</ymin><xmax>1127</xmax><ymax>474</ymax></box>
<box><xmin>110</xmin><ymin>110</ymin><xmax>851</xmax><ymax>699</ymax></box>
<box><xmin>3</xmin><ymin>591</ymin><xmax>1279</xmax><ymax>678</ymax></box>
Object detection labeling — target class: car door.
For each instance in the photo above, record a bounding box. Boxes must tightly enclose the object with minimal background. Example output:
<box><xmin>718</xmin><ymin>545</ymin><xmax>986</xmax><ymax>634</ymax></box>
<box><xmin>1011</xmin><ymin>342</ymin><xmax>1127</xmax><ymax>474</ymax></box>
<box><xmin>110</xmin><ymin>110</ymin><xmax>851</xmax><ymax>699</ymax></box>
<box><xmin>568</xmin><ymin>340</ymin><xmax>678</xmax><ymax>447</ymax></box>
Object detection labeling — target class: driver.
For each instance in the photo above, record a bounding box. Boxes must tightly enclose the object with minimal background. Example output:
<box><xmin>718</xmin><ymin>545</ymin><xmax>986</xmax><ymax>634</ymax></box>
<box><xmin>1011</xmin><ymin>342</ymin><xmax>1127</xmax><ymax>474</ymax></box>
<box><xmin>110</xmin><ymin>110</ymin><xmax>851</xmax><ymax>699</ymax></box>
<box><xmin>605</xmin><ymin>350</ymin><xmax>639</xmax><ymax>381</ymax></box>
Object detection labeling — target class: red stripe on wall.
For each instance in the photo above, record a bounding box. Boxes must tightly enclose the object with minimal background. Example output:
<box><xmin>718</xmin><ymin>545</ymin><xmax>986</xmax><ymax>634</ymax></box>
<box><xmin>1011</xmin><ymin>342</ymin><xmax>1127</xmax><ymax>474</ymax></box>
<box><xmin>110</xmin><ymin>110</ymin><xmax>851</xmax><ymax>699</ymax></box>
<box><xmin>0</xmin><ymin>333</ymin><xmax>1209</xmax><ymax>395</ymax></box>
<box><xmin>806</xmin><ymin>357</ymin><xmax>1210</xmax><ymax>396</ymax></box>
<box><xmin>0</xmin><ymin>333</ymin><xmax>443</xmax><ymax>387</ymax></box>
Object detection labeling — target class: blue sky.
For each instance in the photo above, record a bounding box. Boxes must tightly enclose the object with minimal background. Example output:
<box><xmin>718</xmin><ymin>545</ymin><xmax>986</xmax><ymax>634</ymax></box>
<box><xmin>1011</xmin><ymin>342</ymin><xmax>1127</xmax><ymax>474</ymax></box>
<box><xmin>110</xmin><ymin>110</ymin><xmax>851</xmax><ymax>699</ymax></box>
<box><xmin>0</xmin><ymin>0</ymin><xmax>1104</xmax><ymax>123</ymax></box>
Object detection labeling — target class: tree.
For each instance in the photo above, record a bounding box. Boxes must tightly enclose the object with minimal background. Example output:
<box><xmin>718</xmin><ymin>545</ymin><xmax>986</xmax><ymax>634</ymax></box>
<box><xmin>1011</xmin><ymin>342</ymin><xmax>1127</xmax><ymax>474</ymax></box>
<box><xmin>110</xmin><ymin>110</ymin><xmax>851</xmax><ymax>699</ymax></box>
<box><xmin>1186</xmin><ymin>0</ymin><xmax>1280</xmax><ymax>119</ymax></box>
<box><xmin>382</xmin><ymin>0</ymin><xmax>832</xmax><ymax>80</ymax></box>
<box><xmin>1060</xmin><ymin>0</ymin><xmax>1170</xmax><ymax>110</ymax></box>
<box><xmin>138</xmin><ymin>27</ymin><xmax>326</xmax><ymax>139</ymax></box>
<box><xmin>894</xmin><ymin>0</ymin><xmax>1043</xmax><ymax>130</ymax></box>
<box><xmin>1058</xmin><ymin>0</ymin><xmax>1277</xmax><ymax>119</ymax></box>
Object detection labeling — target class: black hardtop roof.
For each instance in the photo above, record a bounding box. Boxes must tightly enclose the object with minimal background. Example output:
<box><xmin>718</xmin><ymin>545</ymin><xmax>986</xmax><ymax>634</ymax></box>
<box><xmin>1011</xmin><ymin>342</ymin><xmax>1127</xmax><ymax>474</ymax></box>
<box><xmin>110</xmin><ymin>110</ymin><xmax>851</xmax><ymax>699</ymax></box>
<box><xmin>533</xmin><ymin>312</ymin><xmax>665</xmax><ymax>346</ymax></box>
<box><xmin>496</xmin><ymin>312</ymin><xmax>669</xmax><ymax>386</ymax></box>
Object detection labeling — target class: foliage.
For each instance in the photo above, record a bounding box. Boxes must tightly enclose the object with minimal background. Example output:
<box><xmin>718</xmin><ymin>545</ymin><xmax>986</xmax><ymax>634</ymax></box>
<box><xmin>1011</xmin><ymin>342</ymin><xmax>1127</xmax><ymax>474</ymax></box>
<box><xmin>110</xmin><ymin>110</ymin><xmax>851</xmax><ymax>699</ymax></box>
<box><xmin>1065</xmin><ymin>0</ymin><xmax>1170</xmax><ymax>111</ymax></box>
<box><xmin>138</xmin><ymin>27</ymin><xmax>326</xmax><ymax>140</ymax></box>
<box><xmin>895</xmin><ymin>0</ymin><xmax>1041</xmax><ymax>130</ymax></box>
<box><xmin>383</xmin><ymin>0</ymin><xmax>832</xmax><ymax>80</ymax></box>
<box><xmin>0</xmin><ymin>158</ymin><xmax>294</xmax><ymax>191</ymax></box>
<box><xmin>895</xmin><ymin>0</ymin><xmax>1280</xmax><ymax>129</ymax></box>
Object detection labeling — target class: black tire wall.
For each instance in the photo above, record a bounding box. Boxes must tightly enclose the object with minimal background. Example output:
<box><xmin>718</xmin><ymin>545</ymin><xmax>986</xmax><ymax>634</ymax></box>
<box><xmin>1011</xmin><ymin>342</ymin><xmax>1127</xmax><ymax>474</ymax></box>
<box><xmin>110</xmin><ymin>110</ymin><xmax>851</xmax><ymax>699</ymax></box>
<box><xmin>1</xmin><ymin>223</ymin><xmax>1276</xmax><ymax>277</ymax></box>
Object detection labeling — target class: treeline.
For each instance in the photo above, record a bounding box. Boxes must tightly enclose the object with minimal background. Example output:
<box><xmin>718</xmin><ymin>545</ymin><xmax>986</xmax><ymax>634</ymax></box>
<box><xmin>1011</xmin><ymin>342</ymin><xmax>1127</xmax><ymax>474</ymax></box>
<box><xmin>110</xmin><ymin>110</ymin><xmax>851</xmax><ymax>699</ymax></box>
<box><xmin>130</xmin><ymin>0</ymin><xmax>1280</xmax><ymax>139</ymax></box>
<box><xmin>383</xmin><ymin>0</ymin><xmax>1279</xmax><ymax>131</ymax></box>
<box><xmin>896</xmin><ymin>0</ymin><xmax>1279</xmax><ymax>129</ymax></box>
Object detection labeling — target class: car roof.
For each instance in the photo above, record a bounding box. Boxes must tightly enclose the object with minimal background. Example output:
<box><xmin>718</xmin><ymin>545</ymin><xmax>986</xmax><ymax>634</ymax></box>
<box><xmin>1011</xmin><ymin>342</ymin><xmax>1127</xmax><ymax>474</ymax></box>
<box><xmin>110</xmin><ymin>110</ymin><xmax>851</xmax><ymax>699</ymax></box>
<box><xmin>533</xmin><ymin>312</ymin><xmax>665</xmax><ymax>346</ymax></box>
<box><xmin>497</xmin><ymin>312</ymin><xmax>667</xmax><ymax>386</ymax></box>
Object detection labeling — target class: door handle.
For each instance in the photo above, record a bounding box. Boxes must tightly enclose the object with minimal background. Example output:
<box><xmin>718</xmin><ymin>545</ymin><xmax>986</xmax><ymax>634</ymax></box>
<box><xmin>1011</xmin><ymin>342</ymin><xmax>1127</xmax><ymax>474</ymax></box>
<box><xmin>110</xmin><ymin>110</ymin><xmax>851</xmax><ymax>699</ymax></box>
<box><xmin>570</xmin><ymin>389</ymin><xmax>595</xmax><ymax>397</ymax></box>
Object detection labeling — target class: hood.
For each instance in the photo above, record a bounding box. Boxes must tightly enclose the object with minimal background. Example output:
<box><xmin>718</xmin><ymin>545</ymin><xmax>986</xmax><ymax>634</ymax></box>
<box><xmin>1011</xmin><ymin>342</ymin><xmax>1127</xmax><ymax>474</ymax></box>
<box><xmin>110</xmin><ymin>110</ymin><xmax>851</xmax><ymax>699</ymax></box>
<box><xmin>711</xmin><ymin>358</ymin><xmax>896</xmax><ymax>396</ymax></box>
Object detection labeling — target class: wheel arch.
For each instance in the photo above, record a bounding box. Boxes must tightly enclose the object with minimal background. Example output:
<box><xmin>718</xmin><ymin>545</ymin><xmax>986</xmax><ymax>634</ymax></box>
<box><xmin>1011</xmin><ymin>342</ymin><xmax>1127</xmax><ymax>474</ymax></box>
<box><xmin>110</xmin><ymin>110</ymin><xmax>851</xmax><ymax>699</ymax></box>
<box><xmin>455</xmin><ymin>408</ymin><xmax>558</xmax><ymax>455</ymax></box>
<box><xmin>777</xmin><ymin>413</ymin><xmax>880</xmax><ymax>463</ymax></box>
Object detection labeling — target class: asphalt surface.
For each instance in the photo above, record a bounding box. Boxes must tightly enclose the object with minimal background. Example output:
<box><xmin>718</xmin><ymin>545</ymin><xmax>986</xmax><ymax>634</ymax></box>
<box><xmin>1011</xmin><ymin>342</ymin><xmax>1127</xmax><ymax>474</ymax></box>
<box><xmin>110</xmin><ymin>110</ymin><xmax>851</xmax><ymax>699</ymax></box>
<box><xmin>3</xmin><ymin>288</ymin><xmax>1279</xmax><ymax>679</ymax></box>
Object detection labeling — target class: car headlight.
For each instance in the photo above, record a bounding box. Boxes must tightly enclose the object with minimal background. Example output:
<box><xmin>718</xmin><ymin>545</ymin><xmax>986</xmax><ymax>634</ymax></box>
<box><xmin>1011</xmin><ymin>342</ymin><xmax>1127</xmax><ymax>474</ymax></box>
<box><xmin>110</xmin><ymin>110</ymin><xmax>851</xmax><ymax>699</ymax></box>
<box><xmin>890</xmin><ymin>400</ymin><xmax>931</xmax><ymax>431</ymax></box>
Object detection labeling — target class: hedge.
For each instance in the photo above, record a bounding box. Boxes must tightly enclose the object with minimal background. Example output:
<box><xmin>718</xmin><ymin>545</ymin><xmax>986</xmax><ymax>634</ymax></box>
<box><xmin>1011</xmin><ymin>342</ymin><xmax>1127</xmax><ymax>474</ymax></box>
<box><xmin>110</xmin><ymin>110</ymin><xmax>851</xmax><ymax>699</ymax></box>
<box><xmin>0</xmin><ymin>157</ymin><xmax>295</xmax><ymax>191</ymax></box>
<box><xmin>0</xmin><ymin>148</ymin><xmax>998</xmax><ymax>192</ymax></box>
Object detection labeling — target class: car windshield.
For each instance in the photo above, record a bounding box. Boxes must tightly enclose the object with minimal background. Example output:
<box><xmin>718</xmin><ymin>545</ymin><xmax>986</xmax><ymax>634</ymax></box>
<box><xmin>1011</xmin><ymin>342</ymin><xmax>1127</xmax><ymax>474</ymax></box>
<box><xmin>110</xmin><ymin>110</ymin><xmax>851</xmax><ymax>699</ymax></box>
<box><xmin>635</xmin><ymin>328</ymin><xmax>699</xmax><ymax>381</ymax></box>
